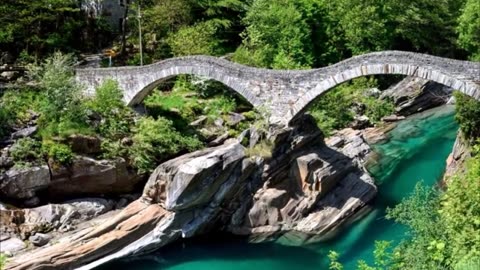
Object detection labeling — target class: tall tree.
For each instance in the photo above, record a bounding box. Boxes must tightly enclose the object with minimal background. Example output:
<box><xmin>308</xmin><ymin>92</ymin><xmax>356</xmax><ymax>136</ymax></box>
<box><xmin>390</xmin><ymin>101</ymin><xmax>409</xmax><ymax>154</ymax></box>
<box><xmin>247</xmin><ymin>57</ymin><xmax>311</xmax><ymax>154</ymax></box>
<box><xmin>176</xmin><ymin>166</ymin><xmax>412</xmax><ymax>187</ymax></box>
<box><xmin>233</xmin><ymin>0</ymin><xmax>313</xmax><ymax>69</ymax></box>
<box><xmin>0</xmin><ymin>0</ymin><xmax>84</xmax><ymax>59</ymax></box>
<box><xmin>457</xmin><ymin>0</ymin><xmax>480</xmax><ymax>60</ymax></box>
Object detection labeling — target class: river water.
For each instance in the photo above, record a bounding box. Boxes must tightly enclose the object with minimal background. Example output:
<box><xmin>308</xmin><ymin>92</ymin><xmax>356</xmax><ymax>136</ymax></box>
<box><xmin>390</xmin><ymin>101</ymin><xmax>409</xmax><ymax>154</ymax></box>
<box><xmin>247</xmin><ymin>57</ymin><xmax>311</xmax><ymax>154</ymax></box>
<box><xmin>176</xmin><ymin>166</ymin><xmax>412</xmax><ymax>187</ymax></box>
<box><xmin>98</xmin><ymin>105</ymin><xmax>458</xmax><ymax>270</ymax></box>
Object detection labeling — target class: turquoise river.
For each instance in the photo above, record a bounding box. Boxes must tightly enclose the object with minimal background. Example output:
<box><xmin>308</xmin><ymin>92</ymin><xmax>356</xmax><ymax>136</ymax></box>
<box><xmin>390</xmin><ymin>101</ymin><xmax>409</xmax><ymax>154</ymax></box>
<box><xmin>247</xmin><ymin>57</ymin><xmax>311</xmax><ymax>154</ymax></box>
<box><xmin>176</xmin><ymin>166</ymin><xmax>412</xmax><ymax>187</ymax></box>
<box><xmin>98</xmin><ymin>105</ymin><xmax>459</xmax><ymax>270</ymax></box>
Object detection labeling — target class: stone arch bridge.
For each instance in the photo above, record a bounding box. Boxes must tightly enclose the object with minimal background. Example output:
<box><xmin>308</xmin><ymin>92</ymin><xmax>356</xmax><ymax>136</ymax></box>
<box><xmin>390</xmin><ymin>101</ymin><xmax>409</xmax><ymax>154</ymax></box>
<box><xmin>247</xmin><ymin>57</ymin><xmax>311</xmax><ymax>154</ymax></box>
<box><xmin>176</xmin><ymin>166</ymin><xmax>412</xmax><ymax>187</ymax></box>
<box><xmin>76</xmin><ymin>51</ymin><xmax>480</xmax><ymax>124</ymax></box>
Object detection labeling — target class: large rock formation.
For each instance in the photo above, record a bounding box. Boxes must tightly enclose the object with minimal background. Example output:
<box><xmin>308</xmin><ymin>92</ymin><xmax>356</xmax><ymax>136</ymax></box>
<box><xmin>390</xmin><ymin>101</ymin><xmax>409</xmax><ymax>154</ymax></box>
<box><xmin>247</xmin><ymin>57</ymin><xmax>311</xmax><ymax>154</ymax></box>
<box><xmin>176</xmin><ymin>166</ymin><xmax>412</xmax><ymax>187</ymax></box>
<box><xmin>229</xmin><ymin>126</ymin><xmax>376</xmax><ymax>243</ymax></box>
<box><xmin>0</xmin><ymin>198</ymin><xmax>117</xmax><ymax>241</ymax></box>
<box><xmin>381</xmin><ymin>76</ymin><xmax>452</xmax><ymax>116</ymax></box>
<box><xmin>0</xmin><ymin>156</ymin><xmax>143</xmax><ymax>205</ymax></box>
<box><xmin>444</xmin><ymin>133</ymin><xmax>471</xmax><ymax>182</ymax></box>
<box><xmin>5</xmin><ymin>116</ymin><xmax>377</xmax><ymax>270</ymax></box>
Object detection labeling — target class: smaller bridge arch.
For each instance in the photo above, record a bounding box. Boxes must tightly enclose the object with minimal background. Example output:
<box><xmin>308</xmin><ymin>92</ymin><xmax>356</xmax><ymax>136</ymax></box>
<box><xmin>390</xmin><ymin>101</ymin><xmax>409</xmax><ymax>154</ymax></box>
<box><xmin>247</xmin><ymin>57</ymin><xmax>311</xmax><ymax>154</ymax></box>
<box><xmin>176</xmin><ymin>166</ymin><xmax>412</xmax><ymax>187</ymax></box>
<box><xmin>76</xmin><ymin>51</ymin><xmax>480</xmax><ymax>124</ymax></box>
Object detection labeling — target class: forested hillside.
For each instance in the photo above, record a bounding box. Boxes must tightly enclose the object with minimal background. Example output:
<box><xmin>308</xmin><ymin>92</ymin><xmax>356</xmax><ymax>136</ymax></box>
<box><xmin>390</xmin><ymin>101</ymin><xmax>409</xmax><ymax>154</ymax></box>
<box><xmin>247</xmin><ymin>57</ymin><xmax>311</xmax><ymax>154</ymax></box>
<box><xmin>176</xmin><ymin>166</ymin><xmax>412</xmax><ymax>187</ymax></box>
<box><xmin>1</xmin><ymin>0</ymin><xmax>479</xmax><ymax>64</ymax></box>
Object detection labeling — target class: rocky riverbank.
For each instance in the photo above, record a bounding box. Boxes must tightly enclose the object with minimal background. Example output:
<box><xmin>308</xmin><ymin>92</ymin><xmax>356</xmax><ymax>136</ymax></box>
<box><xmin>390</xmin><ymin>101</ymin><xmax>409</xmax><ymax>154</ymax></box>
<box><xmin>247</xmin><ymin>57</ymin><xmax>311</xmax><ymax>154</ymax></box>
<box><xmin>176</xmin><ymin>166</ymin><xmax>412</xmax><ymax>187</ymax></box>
<box><xmin>1</xmin><ymin>76</ymin><xmax>456</xmax><ymax>269</ymax></box>
<box><xmin>3</xmin><ymin>115</ymin><xmax>378</xmax><ymax>270</ymax></box>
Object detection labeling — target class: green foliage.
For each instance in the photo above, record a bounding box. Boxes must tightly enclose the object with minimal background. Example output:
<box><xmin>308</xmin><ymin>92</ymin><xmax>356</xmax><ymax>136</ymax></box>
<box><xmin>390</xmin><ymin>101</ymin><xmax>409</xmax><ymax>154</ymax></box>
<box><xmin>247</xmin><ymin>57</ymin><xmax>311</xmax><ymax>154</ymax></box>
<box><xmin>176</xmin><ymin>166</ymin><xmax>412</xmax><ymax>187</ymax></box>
<box><xmin>145</xmin><ymin>89</ymin><xmax>202</xmax><ymax>125</ymax></box>
<box><xmin>454</xmin><ymin>91</ymin><xmax>480</xmax><ymax>141</ymax></box>
<box><xmin>0</xmin><ymin>0</ymin><xmax>93</xmax><ymax>59</ymax></box>
<box><xmin>167</xmin><ymin>21</ymin><xmax>224</xmax><ymax>56</ymax></box>
<box><xmin>245</xmin><ymin>140</ymin><xmax>273</xmax><ymax>159</ymax></box>
<box><xmin>439</xmin><ymin>157</ymin><xmax>480</xmax><ymax>265</ymax></box>
<box><xmin>328</xmin><ymin>251</ymin><xmax>343</xmax><ymax>270</ymax></box>
<box><xmin>0</xmin><ymin>88</ymin><xmax>44</xmax><ymax>137</ymax></box>
<box><xmin>86</xmin><ymin>80</ymin><xmax>136</xmax><ymax>159</ymax></box>
<box><xmin>356</xmin><ymin>241</ymin><xmax>394</xmax><ymax>270</ymax></box>
<box><xmin>204</xmin><ymin>97</ymin><xmax>236</xmax><ymax>120</ymax></box>
<box><xmin>344</xmin><ymin>156</ymin><xmax>480</xmax><ymax>270</ymax></box>
<box><xmin>233</xmin><ymin>0</ymin><xmax>313</xmax><ymax>69</ymax></box>
<box><xmin>31</xmin><ymin>52</ymin><xmax>92</xmax><ymax>139</ymax></box>
<box><xmin>308</xmin><ymin>78</ymin><xmax>394</xmax><ymax>135</ymax></box>
<box><xmin>42</xmin><ymin>141</ymin><xmax>74</xmax><ymax>165</ymax></box>
<box><xmin>10</xmin><ymin>138</ymin><xmax>42</xmax><ymax>166</ymax></box>
<box><xmin>363</xmin><ymin>97</ymin><xmax>395</xmax><ymax>123</ymax></box>
<box><xmin>0</xmin><ymin>253</ymin><xmax>6</xmax><ymax>270</ymax></box>
<box><xmin>88</xmin><ymin>80</ymin><xmax>134</xmax><ymax>139</ymax></box>
<box><xmin>323</xmin><ymin>0</ymin><xmax>392</xmax><ymax>55</ymax></box>
<box><xmin>130</xmin><ymin>117</ymin><xmax>203</xmax><ymax>174</ymax></box>
<box><xmin>457</xmin><ymin>0</ymin><xmax>480</xmax><ymax>60</ymax></box>
<box><xmin>385</xmin><ymin>183</ymin><xmax>447</xmax><ymax>269</ymax></box>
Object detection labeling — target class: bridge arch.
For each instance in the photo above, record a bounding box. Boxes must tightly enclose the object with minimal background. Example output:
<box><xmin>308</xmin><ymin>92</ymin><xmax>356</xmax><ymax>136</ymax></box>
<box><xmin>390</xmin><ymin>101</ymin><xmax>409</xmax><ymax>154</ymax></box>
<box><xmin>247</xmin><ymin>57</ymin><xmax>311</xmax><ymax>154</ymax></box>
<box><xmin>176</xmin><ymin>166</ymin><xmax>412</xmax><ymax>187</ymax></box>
<box><xmin>289</xmin><ymin>63</ymin><xmax>480</xmax><ymax>121</ymax></box>
<box><xmin>75</xmin><ymin>56</ymin><xmax>264</xmax><ymax>108</ymax></box>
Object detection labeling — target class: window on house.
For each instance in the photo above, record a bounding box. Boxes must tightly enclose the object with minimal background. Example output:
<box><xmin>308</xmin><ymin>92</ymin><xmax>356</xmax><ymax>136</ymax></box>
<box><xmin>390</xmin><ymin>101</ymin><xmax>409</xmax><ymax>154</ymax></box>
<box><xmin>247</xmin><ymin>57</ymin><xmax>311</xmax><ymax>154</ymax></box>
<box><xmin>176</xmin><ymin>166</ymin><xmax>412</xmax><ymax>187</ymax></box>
<box><xmin>119</xmin><ymin>0</ymin><xmax>124</xmax><ymax>7</ymax></box>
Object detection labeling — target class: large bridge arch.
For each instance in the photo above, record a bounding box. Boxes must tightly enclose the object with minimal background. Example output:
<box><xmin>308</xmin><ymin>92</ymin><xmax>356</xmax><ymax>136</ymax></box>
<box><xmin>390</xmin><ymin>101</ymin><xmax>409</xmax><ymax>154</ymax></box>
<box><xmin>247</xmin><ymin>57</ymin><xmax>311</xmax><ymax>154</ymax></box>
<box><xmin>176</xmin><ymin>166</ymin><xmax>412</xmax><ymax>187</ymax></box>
<box><xmin>76</xmin><ymin>51</ymin><xmax>480</xmax><ymax>124</ymax></box>
<box><xmin>290</xmin><ymin>63</ymin><xmax>480</xmax><ymax>121</ymax></box>
<box><xmin>75</xmin><ymin>56</ymin><xmax>265</xmax><ymax>107</ymax></box>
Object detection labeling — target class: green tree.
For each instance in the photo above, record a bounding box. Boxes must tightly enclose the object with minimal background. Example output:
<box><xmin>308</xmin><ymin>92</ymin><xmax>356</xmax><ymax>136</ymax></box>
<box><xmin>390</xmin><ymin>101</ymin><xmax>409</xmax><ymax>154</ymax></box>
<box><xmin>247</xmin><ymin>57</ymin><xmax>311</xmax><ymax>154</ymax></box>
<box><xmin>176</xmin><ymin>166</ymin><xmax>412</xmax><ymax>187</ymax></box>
<box><xmin>130</xmin><ymin>117</ymin><xmax>202</xmax><ymax>173</ymax></box>
<box><xmin>166</xmin><ymin>21</ymin><xmax>224</xmax><ymax>56</ymax></box>
<box><xmin>454</xmin><ymin>91</ymin><xmax>480</xmax><ymax>141</ymax></box>
<box><xmin>390</xmin><ymin>0</ymin><xmax>461</xmax><ymax>55</ymax></box>
<box><xmin>0</xmin><ymin>0</ymin><xmax>85</xmax><ymax>59</ymax></box>
<box><xmin>457</xmin><ymin>0</ymin><xmax>480</xmax><ymax>60</ymax></box>
<box><xmin>322</xmin><ymin>0</ymin><xmax>392</xmax><ymax>55</ymax></box>
<box><xmin>29</xmin><ymin>52</ymin><xmax>91</xmax><ymax>139</ymax></box>
<box><xmin>233</xmin><ymin>0</ymin><xmax>313</xmax><ymax>69</ymax></box>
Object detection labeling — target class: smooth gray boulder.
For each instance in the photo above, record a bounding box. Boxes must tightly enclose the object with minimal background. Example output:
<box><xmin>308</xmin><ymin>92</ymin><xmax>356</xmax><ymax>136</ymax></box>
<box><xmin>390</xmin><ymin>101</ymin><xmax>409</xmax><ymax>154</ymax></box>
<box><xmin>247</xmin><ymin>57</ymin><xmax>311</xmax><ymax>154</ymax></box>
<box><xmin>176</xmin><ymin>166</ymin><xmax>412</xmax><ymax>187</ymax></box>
<box><xmin>143</xmin><ymin>142</ymin><xmax>245</xmax><ymax>211</ymax></box>
<box><xmin>0</xmin><ymin>237</ymin><xmax>26</xmax><ymax>253</ymax></box>
<box><xmin>29</xmin><ymin>233</ymin><xmax>51</xmax><ymax>247</ymax></box>
<box><xmin>0</xmin><ymin>165</ymin><xmax>51</xmax><ymax>199</ymax></box>
<box><xmin>48</xmin><ymin>156</ymin><xmax>142</xmax><ymax>198</ymax></box>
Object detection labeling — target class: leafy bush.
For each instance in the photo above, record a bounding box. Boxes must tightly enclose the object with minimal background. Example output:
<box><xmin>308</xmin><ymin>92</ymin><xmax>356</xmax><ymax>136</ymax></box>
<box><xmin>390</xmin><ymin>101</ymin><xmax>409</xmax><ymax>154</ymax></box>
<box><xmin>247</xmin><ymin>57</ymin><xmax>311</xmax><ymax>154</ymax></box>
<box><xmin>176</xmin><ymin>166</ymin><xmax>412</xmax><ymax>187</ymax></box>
<box><xmin>10</xmin><ymin>138</ymin><xmax>42</xmax><ymax>165</ymax></box>
<box><xmin>87</xmin><ymin>79</ymin><xmax>134</xmax><ymax>140</ymax></box>
<box><xmin>363</xmin><ymin>96</ymin><xmax>395</xmax><ymax>123</ymax></box>
<box><xmin>0</xmin><ymin>253</ymin><xmax>6</xmax><ymax>270</ymax></box>
<box><xmin>130</xmin><ymin>117</ymin><xmax>203</xmax><ymax>174</ymax></box>
<box><xmin>30</xmin><ymin>52</ymin><xmax>92</xmax><ymax>139</ymax></box>
<box><xmin>308</xmin><ymin>77</ymin><xmax>394</xmax><ymax>135</ymax></box>
<box><xmin>0</xmin><ymin>88</ymin><xmax>44</xmax><ymax>137</ymax></box>
<box><xmin>204</xmin><ymin>96</ymin><xmax>236</xmax><ymax>120</ymax></box>
<box><xmin>454</xmin><ymin>91</ymin><xmax>480</xmax><ymax>141</ymax></box>
<box><xmin>42</xmin><ymin>141</ymin><xmax>74</xmax><ymax>165</ymax></box>
<box><xmin>166</xmin><ymin>21</ymin><xmax>223</xmax><ymax>56</ymax></box>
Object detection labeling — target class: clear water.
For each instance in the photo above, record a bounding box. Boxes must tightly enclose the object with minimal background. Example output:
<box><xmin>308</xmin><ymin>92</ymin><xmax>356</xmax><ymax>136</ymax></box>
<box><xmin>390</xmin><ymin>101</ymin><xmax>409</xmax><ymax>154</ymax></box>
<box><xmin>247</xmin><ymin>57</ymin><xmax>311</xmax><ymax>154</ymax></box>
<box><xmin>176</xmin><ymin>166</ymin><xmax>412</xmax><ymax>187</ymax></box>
<box><xmin>98</xmin><ymin>106</ymin><xmax>459</xmax><ymax>270</ymax></box>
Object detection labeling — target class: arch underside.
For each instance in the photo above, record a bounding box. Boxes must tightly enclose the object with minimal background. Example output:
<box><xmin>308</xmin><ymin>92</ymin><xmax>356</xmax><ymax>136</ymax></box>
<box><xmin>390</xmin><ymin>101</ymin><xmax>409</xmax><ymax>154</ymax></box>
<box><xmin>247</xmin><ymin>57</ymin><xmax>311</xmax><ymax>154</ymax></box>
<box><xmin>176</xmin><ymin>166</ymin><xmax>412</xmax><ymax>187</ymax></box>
<box><xmin>290</xmin><ymin>64</ymin><xmax>480</xmax><ymax>122</ymax></box>
<box><xmin>125</xmin><ymin>66</ymin><xmax>261</xmax><ymax>108</ymax></box>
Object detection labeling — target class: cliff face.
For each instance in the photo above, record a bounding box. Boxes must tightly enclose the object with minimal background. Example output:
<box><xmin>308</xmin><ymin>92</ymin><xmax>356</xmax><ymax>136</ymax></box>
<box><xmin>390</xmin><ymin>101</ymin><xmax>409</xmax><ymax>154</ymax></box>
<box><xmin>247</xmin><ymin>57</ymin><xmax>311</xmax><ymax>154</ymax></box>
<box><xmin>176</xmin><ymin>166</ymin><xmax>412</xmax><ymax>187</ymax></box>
<box><xmin>4</xmin><ymin>116</ymin><xmax>377</xmax><ymax>270</ymax></box>
<box><xmin>444</xmin><ymin>133</ymin><xmax>471</xmax><ymax>183</ymax></box>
